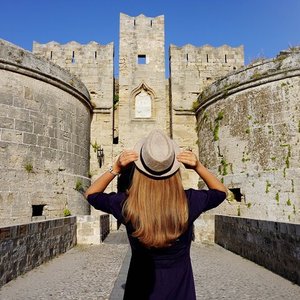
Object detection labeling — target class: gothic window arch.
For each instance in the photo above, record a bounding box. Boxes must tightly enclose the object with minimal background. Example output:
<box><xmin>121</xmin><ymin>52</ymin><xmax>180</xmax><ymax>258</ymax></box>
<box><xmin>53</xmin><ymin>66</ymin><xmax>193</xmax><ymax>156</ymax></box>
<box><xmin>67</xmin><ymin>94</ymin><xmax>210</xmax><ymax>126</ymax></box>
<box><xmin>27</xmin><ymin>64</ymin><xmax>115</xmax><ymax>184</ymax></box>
<box><xmin>131</xmin><ymin>82</ymin><xmax>156</xmax><ymax>119</ymax></box>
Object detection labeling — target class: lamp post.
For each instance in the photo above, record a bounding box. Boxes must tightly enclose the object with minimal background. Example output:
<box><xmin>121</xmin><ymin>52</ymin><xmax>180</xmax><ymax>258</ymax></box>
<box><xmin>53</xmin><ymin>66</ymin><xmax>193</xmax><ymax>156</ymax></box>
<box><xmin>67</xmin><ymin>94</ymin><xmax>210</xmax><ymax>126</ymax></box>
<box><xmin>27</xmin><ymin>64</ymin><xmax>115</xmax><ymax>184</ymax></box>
<box><xmin>97</xmin><ymin>146</ymin><xmax>104</xmax><ymax>168</ymax></box>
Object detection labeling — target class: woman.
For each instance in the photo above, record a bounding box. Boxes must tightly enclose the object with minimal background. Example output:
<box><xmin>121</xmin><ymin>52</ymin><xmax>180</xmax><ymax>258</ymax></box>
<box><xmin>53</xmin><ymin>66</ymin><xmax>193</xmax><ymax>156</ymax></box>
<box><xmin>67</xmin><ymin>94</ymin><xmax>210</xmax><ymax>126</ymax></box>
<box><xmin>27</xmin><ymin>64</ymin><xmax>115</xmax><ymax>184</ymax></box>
<box><xmin>85</xmin><ymin>129</ymin><xmax>227</xmax><ymax>300</ymax></box>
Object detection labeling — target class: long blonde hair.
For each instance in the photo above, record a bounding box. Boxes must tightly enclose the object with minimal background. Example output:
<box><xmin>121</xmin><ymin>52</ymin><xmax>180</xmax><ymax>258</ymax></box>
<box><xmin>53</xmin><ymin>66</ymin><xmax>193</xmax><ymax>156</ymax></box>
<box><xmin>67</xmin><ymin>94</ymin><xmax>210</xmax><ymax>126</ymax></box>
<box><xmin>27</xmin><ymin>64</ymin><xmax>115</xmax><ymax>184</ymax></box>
<box><xmin>123</xmin><ymin>168</ymin><xmax>188</xmax><ymax>248</ymax></box>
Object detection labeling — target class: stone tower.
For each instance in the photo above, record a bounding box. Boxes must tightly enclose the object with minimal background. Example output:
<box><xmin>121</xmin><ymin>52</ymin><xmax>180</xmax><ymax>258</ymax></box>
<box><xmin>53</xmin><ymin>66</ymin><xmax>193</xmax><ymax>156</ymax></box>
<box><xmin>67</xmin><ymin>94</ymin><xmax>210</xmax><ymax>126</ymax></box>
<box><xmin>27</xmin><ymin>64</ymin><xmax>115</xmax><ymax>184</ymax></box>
<box><xmin>195</xmin><ymin>49</ymin><xmax>300</xmax><ymax>223</ymax></box>
<box><xmin>118</xmin><ymin>13</ymin><xmax>169</xmax><ymax>148</ymax></box>
<box><xmin>0</xmin><ymin>40</ymin><xmax>91</xmax><ymax>225</ymax></box>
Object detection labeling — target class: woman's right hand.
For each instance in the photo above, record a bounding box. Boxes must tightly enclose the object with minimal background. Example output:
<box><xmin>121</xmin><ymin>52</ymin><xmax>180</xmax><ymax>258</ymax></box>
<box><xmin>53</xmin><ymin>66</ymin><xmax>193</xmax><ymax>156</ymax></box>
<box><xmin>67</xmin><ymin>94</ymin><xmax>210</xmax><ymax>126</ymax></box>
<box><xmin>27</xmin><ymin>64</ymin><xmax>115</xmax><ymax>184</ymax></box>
<box><xmin>114</xmin><ymin>150</ymin><xmax>139</xmax><ymax>173</ymax></box>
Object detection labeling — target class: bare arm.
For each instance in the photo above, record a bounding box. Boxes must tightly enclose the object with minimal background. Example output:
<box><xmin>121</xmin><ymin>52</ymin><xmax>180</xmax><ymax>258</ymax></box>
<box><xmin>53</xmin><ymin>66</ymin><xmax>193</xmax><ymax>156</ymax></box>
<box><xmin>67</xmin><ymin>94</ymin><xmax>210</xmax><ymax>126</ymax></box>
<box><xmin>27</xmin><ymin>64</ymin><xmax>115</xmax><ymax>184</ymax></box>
<box><xmin>177</xmin><ymin>150</ymin><xmax>228</xmax><ymax>195</ymax></box>
<box><xmin>84</xmin><ymin>150</ymin><xmax>138</xmax><ymax>198</ymax></box>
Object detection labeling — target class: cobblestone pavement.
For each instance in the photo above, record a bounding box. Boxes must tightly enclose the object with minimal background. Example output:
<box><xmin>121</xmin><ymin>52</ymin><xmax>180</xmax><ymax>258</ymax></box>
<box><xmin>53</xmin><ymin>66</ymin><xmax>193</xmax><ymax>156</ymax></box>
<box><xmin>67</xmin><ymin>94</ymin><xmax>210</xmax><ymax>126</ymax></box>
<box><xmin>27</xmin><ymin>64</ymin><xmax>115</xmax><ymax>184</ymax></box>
<box><xmin>1</xmin><ymin>229</ymin><xmax>299</xmax><ymax>300</ymax></box>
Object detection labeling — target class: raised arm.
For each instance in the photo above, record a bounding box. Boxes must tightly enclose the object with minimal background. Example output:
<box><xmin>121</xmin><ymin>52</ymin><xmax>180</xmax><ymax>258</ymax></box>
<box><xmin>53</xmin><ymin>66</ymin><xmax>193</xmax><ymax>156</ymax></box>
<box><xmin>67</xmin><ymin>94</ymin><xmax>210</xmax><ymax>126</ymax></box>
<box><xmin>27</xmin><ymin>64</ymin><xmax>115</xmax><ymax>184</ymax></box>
<box><xmin>177</xmin><ymin>150</ymin><xmax>228</xmax><ymax>195</ymax></box>
<box><xmin>84</xmin><ymin>150</ymin><xmax>138</xmax><ymax>197</ymax></box>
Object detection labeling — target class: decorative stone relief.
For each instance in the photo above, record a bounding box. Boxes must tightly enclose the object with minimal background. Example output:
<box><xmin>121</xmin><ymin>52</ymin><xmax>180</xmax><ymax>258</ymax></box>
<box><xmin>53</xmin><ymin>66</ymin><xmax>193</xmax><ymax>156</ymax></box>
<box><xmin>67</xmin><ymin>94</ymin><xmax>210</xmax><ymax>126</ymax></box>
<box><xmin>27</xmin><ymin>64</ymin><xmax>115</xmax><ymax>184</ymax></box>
<box><xmin>135</xmin><ymin>89</ymin><xmax>152</xmax><ymax>118</ymax></box>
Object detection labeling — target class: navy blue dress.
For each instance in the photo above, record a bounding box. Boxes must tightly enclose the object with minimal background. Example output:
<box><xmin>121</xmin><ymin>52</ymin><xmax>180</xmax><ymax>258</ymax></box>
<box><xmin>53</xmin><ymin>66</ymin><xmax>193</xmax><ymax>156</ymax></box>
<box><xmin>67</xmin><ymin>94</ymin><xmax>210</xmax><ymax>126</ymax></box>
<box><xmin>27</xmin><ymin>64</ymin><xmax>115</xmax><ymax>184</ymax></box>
<box><xmin>88</xmin><ymin>189</ymin><xmax>226</xmax><ymax>300</ymax></box>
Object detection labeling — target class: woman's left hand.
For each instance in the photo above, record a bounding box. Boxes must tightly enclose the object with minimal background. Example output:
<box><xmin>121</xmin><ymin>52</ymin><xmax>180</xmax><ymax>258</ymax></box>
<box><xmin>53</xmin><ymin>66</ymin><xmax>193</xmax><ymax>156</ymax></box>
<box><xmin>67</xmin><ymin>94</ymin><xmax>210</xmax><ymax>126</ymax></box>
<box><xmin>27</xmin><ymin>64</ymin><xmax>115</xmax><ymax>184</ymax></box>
<box><xmin>85</xmin><ymin>150</ymin><xmax>138</xmax><ymax>197</ymax></box>
<box><xmin>177</xmin><ymin>150</ymin><xmax>199</xmax><ymax>169</ymax></box>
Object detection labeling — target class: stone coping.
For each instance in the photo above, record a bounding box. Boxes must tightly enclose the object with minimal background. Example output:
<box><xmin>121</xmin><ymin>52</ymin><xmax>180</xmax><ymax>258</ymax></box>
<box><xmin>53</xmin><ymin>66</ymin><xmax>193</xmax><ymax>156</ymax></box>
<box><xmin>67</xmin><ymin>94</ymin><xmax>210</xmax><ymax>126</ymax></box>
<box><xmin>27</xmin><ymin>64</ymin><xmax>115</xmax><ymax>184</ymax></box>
<box><xmin>0</xmin><ymin>39</ymin><xmax>92</xmax><ymax>111</ymax></box>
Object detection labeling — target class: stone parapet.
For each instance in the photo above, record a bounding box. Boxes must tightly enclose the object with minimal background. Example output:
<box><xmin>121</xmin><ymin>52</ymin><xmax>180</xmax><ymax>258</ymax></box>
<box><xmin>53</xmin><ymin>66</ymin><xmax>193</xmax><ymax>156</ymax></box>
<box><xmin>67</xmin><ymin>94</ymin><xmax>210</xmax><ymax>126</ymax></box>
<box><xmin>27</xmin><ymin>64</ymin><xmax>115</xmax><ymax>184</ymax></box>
<box><xmin>77</xmin><ymin>214</ymin><xmax>110</xmax><ymax>245</ymax></box>
<box><xmin>215</xmin><ymin>215</ymin><xmax>300</xmax><ymax>285</ymax></box>
<box><xmin>0</xmin><ymin>217</ymin><xmax>77</xmax><ymax>287</ymax></box>
<box><xmin>0</xmin><ymin>39</ymin><xmax>91</xmax><ymax>110</ymax></box>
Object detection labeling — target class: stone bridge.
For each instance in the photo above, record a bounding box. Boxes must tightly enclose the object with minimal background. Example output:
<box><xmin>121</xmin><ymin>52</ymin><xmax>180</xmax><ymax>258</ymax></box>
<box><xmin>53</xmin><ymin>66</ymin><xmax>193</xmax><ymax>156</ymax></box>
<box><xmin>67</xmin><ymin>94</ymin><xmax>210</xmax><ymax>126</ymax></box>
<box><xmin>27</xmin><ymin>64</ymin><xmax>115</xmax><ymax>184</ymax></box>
<box><xmin>0</xmin><ymin>221</ymin><xmax>299</xmax><ymax>300</ymax></box>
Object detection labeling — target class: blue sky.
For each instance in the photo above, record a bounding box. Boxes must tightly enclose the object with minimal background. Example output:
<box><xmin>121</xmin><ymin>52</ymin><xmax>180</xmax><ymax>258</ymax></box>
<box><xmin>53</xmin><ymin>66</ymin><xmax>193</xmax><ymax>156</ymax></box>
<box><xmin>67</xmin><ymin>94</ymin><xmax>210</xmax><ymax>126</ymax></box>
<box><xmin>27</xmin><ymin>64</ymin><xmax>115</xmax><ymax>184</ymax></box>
<box><xmin>1</xmin><ymin>0</ymin><xmax>300</xmax><ymax>76</ymax></box>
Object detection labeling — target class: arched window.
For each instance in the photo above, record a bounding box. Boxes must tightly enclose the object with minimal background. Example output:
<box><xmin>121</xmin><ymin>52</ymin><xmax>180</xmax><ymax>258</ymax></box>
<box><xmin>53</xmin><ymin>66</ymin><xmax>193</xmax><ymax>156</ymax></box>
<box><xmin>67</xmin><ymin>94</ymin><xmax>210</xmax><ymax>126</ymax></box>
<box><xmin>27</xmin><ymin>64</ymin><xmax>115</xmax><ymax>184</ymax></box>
<box><xmin>135</xmin><ymin>90</ymin><xmax>152</xmax><ymax>118</ymax></box>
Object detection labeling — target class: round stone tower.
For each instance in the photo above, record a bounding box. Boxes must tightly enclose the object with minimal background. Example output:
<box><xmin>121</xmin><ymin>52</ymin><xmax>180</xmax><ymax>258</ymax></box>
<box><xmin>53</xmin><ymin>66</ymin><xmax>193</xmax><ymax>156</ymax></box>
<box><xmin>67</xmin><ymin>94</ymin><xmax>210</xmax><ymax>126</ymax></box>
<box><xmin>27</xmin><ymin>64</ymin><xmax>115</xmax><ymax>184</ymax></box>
<box><xmin>195</xmin><ymin>48</ymin><xmax>300</xmax><ymax>224</ymax></box>
<box><xmin>0</xmin><ymin>40</ymin><xmax>92</xmax><ymax>225</ymax></box>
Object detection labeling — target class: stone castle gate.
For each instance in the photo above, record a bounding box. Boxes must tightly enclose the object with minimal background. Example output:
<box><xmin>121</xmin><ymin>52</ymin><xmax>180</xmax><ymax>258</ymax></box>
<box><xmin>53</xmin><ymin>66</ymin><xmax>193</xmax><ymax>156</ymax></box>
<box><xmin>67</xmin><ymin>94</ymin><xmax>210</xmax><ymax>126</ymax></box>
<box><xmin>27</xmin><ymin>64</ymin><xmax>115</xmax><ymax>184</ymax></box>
<box><xmin>1</xmin><ymin>13</ymin><xmax>298</xmax><ymax>241</ymax></box>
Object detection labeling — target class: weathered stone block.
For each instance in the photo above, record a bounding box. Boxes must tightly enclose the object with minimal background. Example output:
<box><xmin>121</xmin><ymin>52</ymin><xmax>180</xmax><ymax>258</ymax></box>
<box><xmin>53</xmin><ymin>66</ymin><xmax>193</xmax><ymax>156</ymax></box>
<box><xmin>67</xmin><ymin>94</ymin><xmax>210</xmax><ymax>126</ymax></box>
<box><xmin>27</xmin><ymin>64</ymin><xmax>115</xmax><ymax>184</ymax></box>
<box><xmin>1</xmin><ymin>129</ymin><xmax>23</xmax><ymax>143</ymax></box>
<box><xmin>15</xmin><ymin>119</ymin><xmax>33</xmax><ymax>133</ymax></box>
<box><xmin>0</xmin><ymin>117</ymin><xmax>14</xmax><ymax>129</ymax></box>
<box><xmin>23</xmin><ymin>133</ymin><xmax>37</xmax><ymax>145</ymax></box>
<box><xmin>0</xmin><ymin>92</ymin><xmax>13</xmax><ymax>106</ymax></box>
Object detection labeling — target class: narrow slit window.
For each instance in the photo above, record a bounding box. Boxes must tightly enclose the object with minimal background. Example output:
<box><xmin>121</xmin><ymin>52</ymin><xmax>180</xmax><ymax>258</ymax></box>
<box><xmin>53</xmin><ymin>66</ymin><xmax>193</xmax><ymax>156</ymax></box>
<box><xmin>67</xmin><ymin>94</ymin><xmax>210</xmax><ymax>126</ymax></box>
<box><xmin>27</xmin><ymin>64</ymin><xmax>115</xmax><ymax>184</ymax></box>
<box><xmin>50</xmin><ymin>51</ymin><xmax>53</xmax><ymax>60</ymax></box>
<box><xmin>206</xmin><ymin>54</ymin><xmax>209</xmax><ymax>63</ymax></box>
<box><xmin>32</xmin><ymin>205</ymin><xmax>45</xmax><ymax>217</ymax></box>
<box><xmin>134</xmin><ymin>19</ymin><xmax>136</xmax><ymax>26</ymax></box>
<box><xmin>229</xmin><ymin>188</ymin><xmax>242</xmax><ymax>202</ymax></box>
<box><xmin>150</xmin><ymin>20</ymin><xmax>153</xmax><ymax>27</ymax></box>
<box><xmin>72</xmin><ymin>51</ymin><xmax>75</xmax><ymax>63</ymax></box>
<box><xmin>225</xmin><ymin>54</ymin><xmax>227</xmax><ymax>63</ymax></box>
<box><xmin>95</xmin><ymin>51</ymin><xmax>97</xmax><ymax>59</ymax></box>
<box><xmin>138</xmin><ymin>55</ymin><xmax>147</xmax><ymax>64</ymax></box>
<box><xmin>186</xmin><ymin>54</ymin><xmax>189</xmax><ymax>62</ymax></box>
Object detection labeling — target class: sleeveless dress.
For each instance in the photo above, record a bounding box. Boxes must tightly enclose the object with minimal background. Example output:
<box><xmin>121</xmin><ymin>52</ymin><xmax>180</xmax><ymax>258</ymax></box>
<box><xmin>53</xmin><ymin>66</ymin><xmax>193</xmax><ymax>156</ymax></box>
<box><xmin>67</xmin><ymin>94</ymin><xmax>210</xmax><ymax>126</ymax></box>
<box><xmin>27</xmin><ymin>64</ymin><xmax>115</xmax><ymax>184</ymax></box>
<box><xmin>87</xmin><ymin>189</ymin><xmax>226</xmax><ymax>300</ymax></box>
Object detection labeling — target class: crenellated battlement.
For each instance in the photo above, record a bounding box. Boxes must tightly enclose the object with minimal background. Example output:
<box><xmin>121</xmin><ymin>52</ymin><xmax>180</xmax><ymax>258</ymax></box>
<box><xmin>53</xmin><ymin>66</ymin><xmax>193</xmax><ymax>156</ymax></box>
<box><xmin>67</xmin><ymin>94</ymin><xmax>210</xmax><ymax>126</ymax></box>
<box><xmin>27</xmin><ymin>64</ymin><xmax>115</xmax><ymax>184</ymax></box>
<box><xmin>33</xmin><ymin>41</ymin><xmax>113</xmax><ymax>64</ymax></box>
<box><xmin>170</xmin><ymin>43</ymin><xmax>244</xmax><ymax>65</ymax></box>
<box><xmin>120</xmin><ymin>13</ymin><xmax>164</xmax><ymax>31</ymax></box>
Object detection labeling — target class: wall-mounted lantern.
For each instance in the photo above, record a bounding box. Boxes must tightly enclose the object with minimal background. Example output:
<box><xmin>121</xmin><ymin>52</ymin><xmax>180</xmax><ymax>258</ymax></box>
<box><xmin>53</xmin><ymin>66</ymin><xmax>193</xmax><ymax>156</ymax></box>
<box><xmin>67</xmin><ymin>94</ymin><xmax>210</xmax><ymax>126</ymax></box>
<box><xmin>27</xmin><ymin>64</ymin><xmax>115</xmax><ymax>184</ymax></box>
<box><xmin>97</xmin><ymin>146</ymin><xmax>104</xmax><ymax>168</ymax></box>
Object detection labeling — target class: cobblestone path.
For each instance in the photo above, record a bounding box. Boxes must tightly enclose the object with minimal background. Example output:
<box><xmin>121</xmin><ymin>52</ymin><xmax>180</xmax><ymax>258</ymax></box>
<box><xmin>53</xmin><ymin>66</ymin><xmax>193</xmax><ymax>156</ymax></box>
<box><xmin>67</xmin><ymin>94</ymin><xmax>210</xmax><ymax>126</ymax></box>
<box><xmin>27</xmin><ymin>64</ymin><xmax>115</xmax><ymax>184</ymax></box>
<box><xmin>0</xmin><ymin>229</ymin><xmax>299</xmax><ymax>300</ymax></box>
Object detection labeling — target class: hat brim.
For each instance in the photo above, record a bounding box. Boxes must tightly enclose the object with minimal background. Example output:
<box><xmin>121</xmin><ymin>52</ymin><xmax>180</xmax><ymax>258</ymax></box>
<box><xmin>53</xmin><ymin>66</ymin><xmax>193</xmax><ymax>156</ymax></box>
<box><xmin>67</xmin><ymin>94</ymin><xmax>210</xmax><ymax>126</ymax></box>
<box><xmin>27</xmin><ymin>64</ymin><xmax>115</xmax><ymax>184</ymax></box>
<box><xmin>133</xmin><ymin>137</ymin><xmax>181</xmax><ymax>178</ymax></box>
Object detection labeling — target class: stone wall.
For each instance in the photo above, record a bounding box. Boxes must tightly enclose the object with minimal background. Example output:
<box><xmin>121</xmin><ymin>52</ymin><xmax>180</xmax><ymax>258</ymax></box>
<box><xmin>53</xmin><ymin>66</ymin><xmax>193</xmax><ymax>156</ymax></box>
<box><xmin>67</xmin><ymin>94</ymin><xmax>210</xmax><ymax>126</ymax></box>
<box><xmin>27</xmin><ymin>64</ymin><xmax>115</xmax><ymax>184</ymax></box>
<box><xmin>0</xmin><ymin>216</ymin><xmax>77</xmax><ymax>287</ymax></box>
<box><xmin>169</xmin><ymin>44</ymin><xmax>244</xmax><ymax>189</ymax></box>
<box><xmin>33</xmin><ymin>41</ymin><xmax>114</xmax><ymax>109</ymax></box>
<box><xmin>170</xmin><ymin>44</ymin><xmax>244</xmax><ymax>111</ymax></box>
<box><xmin>215</xmin><ymin>215</ymin><xmax>300</xmax><ymax>285</ymax></box>
<box><xmin>195</xmin><ymin>49</ymin><xmax>300</xmax><ymax>223</ymax></box>
<box><xmin>0</xmin><ymin>40</ymin><xmax>92</xmax><ymax>226</ymax></box>
<box><xmin>193</xmin><ymin>213</ymin><xmax>215</xmax><ymax>244</ymax></box>
<box><xmin>77</xmin><ymin>214</ymin><xmax>110</xmax><ymax>244</ymax></box>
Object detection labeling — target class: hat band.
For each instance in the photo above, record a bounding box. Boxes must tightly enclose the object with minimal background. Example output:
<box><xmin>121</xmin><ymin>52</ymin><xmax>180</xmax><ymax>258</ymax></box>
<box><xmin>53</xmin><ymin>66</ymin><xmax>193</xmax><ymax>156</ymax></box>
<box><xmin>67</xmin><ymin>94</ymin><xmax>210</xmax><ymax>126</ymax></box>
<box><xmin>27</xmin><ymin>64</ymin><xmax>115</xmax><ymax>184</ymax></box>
<box><xmin>140</xmin><ymin>149</ymin><xmax>175</xmax><ymax>176</ymax></box>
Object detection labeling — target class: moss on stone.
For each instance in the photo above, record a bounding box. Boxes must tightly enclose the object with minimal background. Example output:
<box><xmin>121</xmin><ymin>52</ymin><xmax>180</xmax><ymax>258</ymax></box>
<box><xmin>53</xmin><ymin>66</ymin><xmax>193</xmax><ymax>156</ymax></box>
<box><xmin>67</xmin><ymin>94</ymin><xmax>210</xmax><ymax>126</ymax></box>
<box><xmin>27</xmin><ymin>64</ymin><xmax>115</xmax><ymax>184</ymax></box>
<box><xmin>265</xmin><ymin>180</ymin><xmax>271</xmax><ymax>193</ymax></box>
<box><xmin>220</xmin><ymin>158</ymin><xmax>229</xmax><ymax>176</ymax></box>
<box><xmin>213</xmin><ymin>111</ymin><xmax>224</xmax><ymax>141</ymax></box>
<box><xmin>275</xmin><ymin>192</ymin><xmax>280</xmax><ymax>205</ymax></box>
<box><xmin>192</xmin><ymin>100</ymin><xmax>200</xmax><ymax>112</ymax></box>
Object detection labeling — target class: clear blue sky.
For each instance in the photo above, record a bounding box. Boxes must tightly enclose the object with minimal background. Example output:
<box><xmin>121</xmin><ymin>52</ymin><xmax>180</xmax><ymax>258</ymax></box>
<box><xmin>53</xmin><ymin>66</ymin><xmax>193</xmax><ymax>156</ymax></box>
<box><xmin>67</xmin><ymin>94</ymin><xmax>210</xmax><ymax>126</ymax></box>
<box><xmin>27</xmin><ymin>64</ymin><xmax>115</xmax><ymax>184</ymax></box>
<box><xmin>1</xmin><ymin>0</ymin><xmax>300</xmax><ymax>76</ymax></box>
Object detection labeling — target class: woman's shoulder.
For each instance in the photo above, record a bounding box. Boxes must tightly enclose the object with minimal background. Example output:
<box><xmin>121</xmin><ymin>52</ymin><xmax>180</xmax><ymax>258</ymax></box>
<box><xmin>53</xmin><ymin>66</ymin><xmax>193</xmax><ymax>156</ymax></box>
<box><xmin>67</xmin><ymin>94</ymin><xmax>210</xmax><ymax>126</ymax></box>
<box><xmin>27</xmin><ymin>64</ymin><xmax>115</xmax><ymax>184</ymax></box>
<box><xmin>87</xmin><ymin>191</ymin><xmax>127</xmax><ymax>218</ymax></box>
<box><xmin>184</xmin><ymin>188</ymin><xmax>226</xmax><ymax>220</ymax></box>
<box><xmin>184</xmin><ymin>188</ymin><xmax>207</xmax><ymax>200</ymax></box>
<box><xmin>185</xmin><ymin>188</ymin><xmax>226</xmax><ymax>200</ymax></box>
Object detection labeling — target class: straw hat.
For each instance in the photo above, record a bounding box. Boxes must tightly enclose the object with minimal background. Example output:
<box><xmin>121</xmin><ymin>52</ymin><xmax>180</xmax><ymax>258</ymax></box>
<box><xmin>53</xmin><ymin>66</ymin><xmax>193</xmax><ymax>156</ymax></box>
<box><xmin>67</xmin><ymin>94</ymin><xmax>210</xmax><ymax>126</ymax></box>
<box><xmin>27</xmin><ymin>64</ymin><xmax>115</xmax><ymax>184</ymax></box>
<box><xmin>134</xmin><ymin>129</ymin><xmax>180</xmax><ymax>178</ymax></box>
